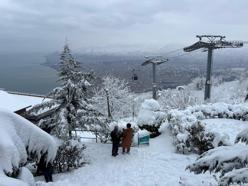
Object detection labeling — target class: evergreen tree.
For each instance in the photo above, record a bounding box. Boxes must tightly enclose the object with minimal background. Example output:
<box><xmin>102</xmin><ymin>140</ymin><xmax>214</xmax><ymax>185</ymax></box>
<box><xmin>28</xmin><ymin>44</ymin><xmax>108</xmax><ymax>172</ymax></box>
<box><xmin>58</xmin><ymin>44</ymin><xmax>82</xmax><ymax>84</ymax></box>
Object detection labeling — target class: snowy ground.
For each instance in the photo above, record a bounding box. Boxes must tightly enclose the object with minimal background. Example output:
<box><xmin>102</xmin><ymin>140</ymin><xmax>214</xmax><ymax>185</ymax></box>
<box><xmin>37</xmin><ymin>130</ymin><xmax>215</xmax><ymax>186</ymax></box>
<box><xmin>203</xmin><ymin>119</ymin><xmax>248</xmax><ymax>144</ymax></box>
<box><xmin>35</xmin><ymin>119</ymin><xmax>248</xmax><ymax>186</ymax></box>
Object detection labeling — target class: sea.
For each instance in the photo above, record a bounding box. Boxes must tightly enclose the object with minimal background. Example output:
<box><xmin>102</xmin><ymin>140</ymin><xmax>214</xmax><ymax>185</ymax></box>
<box><xmin>0</xmin><ymin>53</ymin><xmax>58</xmax><ymax>95</ymax></box>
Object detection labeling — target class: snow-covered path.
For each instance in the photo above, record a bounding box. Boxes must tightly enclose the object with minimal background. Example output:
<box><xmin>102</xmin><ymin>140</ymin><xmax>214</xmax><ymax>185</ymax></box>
<box><xmin>37</xmin><ymin>131</ymin><xmax>215</xmax><ymax>186</ymax></box>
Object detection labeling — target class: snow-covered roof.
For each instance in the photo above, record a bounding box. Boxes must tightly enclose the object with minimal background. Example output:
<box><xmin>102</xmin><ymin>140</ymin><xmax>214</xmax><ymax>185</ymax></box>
<box><xmin>0</xmin><ymin>90</ymin><xmax>44</xmax><ymax>112</ymax></box>
<box><xmin>0</xmin><ymin>108</ymin><xmax>58</xmax><ymax>185</ymax></box>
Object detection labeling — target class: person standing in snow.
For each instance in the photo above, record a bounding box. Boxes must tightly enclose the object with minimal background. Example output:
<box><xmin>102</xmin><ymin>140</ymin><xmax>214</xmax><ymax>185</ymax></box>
<box><xmin>111</xmin><ymin>126</ymin><xmax>121</xmax><ymax>156</ymax></box>
<box><xmin>122</xmin><ymin>123</ymin><xmax>134</xmax><ymax>154</ymax></box>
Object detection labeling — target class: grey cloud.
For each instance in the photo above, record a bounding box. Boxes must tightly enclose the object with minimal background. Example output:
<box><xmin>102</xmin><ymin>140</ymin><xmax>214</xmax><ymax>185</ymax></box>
<box><xmin>0</xmin><ymin>0</ymin><xmax>247</xmax><ymax>53</ymax></box>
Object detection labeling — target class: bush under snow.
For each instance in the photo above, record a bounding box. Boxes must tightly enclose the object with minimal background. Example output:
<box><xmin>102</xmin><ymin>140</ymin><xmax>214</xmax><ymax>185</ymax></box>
<box><xmin>235</xmin><ymin>128</ymin><xmax>248</xmax><ymax>144</ymax></box>
<box><xmin>167</xmin><ymin>102</ymin><xmax>248</xmax><ymax>154</ymax></box>
<box><xmin>137</xmin><ymin>99</ymin><xmax>166</xmax><ymax>134</ymax></box>
<box><xmin>187</xmin><ymin>144</ymin><xmax>248</xmax><ymax>175</ymax></box>
<box><xmin>158</xmin><ymin>88</ymin><xmax>198</xmax><ymax>110</ymax></box>
<box><xmin>0</xmin><ymin>109</ymin><xmax>58</xmax><ymax>185</ymax></box>
<box><xmin>187</xmin><ymin>141</ymin><xmax>248</xmax><ymax>185</ymax></box>
<box><xmin>53</xmin><ymin>139</ymin><xmax>86</xmax><ymax>173</ymax></box>
<box><xmin>219</xmin><ymin>167</ymin><xmax>248</xmax><ymax>186</ymax></box>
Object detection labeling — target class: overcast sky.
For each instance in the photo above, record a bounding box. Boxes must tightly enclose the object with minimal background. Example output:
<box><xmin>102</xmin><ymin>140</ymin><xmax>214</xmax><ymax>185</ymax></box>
<box><xmin>0</xmin><ymin>0</ymin><xmax>247</xmax><ymax>54</ymax></box>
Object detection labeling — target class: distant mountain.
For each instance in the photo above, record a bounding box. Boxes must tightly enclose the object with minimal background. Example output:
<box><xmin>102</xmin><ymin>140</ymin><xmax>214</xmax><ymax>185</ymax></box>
<box><xmin>43</xmin><ymin>48</ymin><xmax>248</xmax><ymax>92</ymax></box>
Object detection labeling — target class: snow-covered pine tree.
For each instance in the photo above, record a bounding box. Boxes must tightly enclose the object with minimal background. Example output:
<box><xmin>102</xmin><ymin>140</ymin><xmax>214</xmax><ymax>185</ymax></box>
<box><xmin>58</xmin><ymin>44</ymin><xmax>83</xmax><ymax>85</ymax></box>
<box><xmin>28</xmin><ymin>44</ymin><xmax>108</xmax><ymax>172</ymax></box>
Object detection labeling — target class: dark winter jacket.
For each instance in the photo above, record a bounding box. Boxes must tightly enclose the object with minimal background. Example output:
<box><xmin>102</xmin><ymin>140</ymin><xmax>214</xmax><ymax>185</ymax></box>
<box><xmin>111</xmin><ymin>129</ymin><xmax>121</xmax><ymax>144</ymax></box>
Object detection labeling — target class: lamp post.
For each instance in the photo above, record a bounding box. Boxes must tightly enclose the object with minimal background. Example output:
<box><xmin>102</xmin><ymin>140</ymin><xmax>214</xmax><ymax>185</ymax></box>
<box><xmin>131</xmin><ymin>69</ymin><xmax>138</xmax><ymax>120</ymax></box>
<box><xmin>104</xmin><ymin>88</ymin><xmax>112</xmax><ymax>119</ymax></box>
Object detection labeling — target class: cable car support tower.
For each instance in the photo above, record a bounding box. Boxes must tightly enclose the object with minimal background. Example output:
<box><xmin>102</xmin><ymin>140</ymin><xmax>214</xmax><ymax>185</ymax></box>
<box><xmin>184</xmin><ymin>35</ymin><xmax>243</xmax><ymax>101</ymax></box>
<box><xmin>142</xmin><ymin>56</ymin><xmax>168</xmax><ymax>100</ymax></box>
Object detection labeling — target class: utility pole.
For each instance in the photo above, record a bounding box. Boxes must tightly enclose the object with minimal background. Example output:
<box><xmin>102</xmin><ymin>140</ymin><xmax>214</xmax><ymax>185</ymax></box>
<box><xmin>184</xmin><ymin>35</ymin><xmax>243</xmax><ymax>101</ymax></box>
<box><xmin>142</xmin><ymin>56</ymin><xmax>168</xmax><ymax>100</ymax></box>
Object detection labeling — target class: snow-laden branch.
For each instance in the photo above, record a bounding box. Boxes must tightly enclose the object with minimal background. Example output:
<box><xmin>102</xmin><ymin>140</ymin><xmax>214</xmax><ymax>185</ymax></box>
<box><xmin>219</xmin><ymin>167</ymin><xmax>248</xmax><ymax>186</ymax></box>
<box><xmin>236</xmin><ymin>128</ymin><xmax>248</xmax><ymax>144</ymax></box>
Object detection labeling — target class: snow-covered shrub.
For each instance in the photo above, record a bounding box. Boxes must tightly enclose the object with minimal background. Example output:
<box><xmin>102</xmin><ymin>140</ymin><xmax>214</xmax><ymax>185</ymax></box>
<box><xmin>235</xmin><ymin>128</ymin><xmax>248</xmax><ymax>144</ymax></box>
<box><xmin>167</xmin><ymin>102</ymin><xmax>248</xmax><ymax>154</ymax></box>
<box><xmin>188</xmin><ymin>76</ymin><xmax>223</xmax><ymax>91</ymax></box>
<box><xmin>187</xmin><ymin>122</ymin><xmax>222</xmax><ymax>154</ymax></box>
<box><xmin>219</xmin><ymin>167</ymin><xmax>248</xmax><ymax>186</ymax></box>
<box><xmin>158</xmin><ymin>88</ymin><xmax>198</xmax><ymax>110</ymax></box>
<box><xmin>169</xmin><ymin>120</ymin><xmax>227</xmax><ymax>154</ymax></box>
<box><xmin>187</xmin><ymin>144</ymin><xmax>248</xmax><ymax>176</ymax></box>
<box><xmin>137</xmin><ymin>99</ymin><xmax>166</xmax><ymax>136</ymax></box>
<box><xmin>0</xmin><ymin>109</ymin><xmax>57</xmax><ymax>185</ymax></box>
<box><xmin>187</xmin><ymin>126</ymin><xmax>248</xmax><ymax>185</ymax></box>
<box><xmin>54</xmin><ymin>139</ymin><xmax>86</xmax><ymax>173</ymax></box>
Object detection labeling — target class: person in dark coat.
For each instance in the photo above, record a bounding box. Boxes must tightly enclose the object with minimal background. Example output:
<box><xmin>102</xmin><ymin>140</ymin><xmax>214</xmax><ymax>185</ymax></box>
<box><xmin>122</xmin><ymin>123</ymin><xmax>134</xmax><ymax>154</ymax></box>
<box><xmin>110</xmin><ymin>126</ymin><xmax>121</xmax><ymax>156</ymax></box>
<box><xmin>37</xmin><ymin>154</ymin><xmax>53</xmax><ymax>182</ymax></box>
